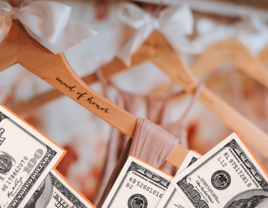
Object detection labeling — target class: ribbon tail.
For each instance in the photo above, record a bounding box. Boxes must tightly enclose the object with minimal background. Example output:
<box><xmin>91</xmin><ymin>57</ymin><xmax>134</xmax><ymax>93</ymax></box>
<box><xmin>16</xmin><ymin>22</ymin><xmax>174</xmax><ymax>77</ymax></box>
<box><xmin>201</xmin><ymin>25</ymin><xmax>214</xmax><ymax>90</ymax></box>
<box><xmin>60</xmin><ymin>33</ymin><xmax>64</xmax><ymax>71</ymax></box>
<box><xmin>23</xmin><ymin>19</ymin><xmax>97</xmax><ymax>54</ymax></box>
<box><xmin>0</xmin><ymin>15</ymin><xmax>12</xmax><ymax>42</ymax></box>
<box><xmin>116</xmin><ymin>24</ymin><xmax>153</xmax><ymax>67</ymax></box>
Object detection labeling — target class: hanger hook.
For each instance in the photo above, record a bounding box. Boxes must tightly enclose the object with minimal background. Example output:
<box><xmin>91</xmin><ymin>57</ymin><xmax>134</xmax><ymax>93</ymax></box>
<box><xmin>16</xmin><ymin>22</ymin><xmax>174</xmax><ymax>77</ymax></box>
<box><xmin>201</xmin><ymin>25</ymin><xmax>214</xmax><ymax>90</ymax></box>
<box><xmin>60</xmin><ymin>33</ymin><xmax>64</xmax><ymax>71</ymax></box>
<box><xmin>19</xmin><ymin>0</ymin><xmax>24</xmax><ymax>9</ymax></box>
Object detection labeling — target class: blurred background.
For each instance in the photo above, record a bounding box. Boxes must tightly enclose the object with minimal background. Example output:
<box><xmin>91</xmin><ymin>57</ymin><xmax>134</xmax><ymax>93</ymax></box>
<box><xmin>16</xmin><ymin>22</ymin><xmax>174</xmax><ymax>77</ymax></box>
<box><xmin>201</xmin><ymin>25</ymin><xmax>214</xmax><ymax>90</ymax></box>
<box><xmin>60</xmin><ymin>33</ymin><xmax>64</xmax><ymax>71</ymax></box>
<box><xmin>2</xmin><ymin>0</ymin><xmax>268</xmax><ymax>205</ymax></box>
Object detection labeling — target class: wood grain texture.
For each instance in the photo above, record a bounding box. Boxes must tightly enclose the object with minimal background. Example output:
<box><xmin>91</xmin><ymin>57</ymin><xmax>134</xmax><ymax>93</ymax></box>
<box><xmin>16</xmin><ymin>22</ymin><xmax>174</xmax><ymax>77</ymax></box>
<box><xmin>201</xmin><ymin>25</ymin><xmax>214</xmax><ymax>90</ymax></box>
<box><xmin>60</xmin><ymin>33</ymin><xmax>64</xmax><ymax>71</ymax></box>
<box><xmin>0</xmin><ymin>21</ymin><xmax>189</xmax><ymax>169</ymax></box>
<box><xmin>0</xmin><ymin>21</ymin><xmax>191</xmax><ymax>168</ymax></box>
<box><xmin>0</xmin><ymin>21</ymin><xmax>137</xmax><ymax>138</ymax></box>
<box><xmin>101</xmin><ymin>31</ymin><xmax>268</xmax><ymax>160</ymax></box>
<box><xmin>12</xmin><ymin>73</ymin><xmax>98</xmax><ymax>114</ymax></box>
<box><xmin>4</xmin><ymin>22</ymin><xmax>268</xmax><ymax>168</ymax></box>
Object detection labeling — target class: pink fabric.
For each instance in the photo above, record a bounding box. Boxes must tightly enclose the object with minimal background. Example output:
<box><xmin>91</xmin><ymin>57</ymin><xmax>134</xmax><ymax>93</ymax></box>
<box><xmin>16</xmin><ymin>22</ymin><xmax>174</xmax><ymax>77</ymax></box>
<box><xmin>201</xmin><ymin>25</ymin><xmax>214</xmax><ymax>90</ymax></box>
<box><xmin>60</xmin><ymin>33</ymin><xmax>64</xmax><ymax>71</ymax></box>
<box><xmin>145</xmin><ymin>94</ymin><xmax>178</xmax><ymax>174</ymax></box>
<box><xmin>129</xmin><ymin>117</ymin><xmax>180</xmax><ymax>168</ymax></box>
<box><xmin>95</xmin><ymin>69</ymin><xmax>203</xmax><ymax>206</ymax></box>
<box><xmin>96</xmin><ymin>138</ymin><xmax>132</xmax><ymax>208</ymax></box>
<box><xmin>94</xmin><ymin>90</ymin><xmax>143</xmax><ymax>203</ymax></box>
<box><xmin>94</xmin><ymin>69</ymin><xmax>144</xmax><ymax>204</ymax></box>
<box><xmin>96</xmin><ymin>117</ymin><xmax>180</xmax><ymax>208</ymax></box>
<box><xmin>146</xmin><ymin>94</ymin><xmax>173</xmax><ymax>124</ymax></box>
<box><xmin>162</xmin><ymin>84</ymin><xmax>204</xmax><ymax>148</ymax></box>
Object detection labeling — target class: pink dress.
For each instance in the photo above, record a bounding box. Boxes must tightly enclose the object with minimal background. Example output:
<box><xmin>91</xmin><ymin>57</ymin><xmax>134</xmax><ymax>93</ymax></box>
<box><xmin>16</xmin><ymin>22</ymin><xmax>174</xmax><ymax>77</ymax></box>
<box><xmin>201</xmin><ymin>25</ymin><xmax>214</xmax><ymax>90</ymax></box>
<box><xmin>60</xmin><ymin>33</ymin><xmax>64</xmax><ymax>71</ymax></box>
<box><xmin>94</xmin><ymin>69</ymin><xmax>203</xmax><ymax>206</ymax></box>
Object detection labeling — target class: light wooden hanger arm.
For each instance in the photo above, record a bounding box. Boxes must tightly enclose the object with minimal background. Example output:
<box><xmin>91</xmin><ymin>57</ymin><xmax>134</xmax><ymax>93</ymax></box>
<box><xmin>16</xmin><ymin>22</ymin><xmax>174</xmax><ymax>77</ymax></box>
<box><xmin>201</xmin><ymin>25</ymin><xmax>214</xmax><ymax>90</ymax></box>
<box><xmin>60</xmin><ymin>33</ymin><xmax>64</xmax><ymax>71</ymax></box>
<box><xmin>0</xmin><ymin>21</ymin><xmax>136</xmax><ymax>138</ymax></box>
<box><xmin>0</xmin><ymin>20</ymin><xmax>18</xmax><ymax>73</ymax></box>
<box><xmin>192</xmin><ymin>39</ymin><xmax>268</xmax><ymax>88</ymax></box>
<box><xmin>259</xmin><ymin>45</ymin><xmax>268</xmax><ymax>63</ymax></box>
<box><xmin>8</xmin><ymin>29</ymin><xmax>268</xmax><ymax>161</ymax></box>
<box><xmin>11</xmin><ymin>73</ymin><xmax>99</xmax><ymax>114</ymax></box>
<box><xmin>11</xmin><ymin>59</ymin><xmax>126</xmax><ymax>114</ymax></box>
<box><xmin>16</xmin><ymin>22</ymin><xmax>137</xmax><ymax>138</ymax></box>
<box><xmin>149</xmin><ymin>41</ymin><xmax>268</xmax><ymax>159</ymax></box>
<box><xmin>0</xmin><ymin>21</ymin><xmax>188</xmax><ymax>169</ymax></box>
<box><xmin>101</xmin><ymin>31</ymin><xmax>268</xmax><ymax>160</ymax></box>
<box><xmin>11</xmin><ymin>73</ymin><xmax>177</xmax><ymax>114</ymax></box>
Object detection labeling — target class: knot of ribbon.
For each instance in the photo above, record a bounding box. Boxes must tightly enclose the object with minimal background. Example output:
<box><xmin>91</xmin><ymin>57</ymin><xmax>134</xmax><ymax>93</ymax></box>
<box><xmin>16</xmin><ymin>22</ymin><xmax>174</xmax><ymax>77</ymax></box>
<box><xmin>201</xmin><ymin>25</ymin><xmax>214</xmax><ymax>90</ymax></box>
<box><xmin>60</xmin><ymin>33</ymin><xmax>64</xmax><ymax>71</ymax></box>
<box><xmin>4</xmin><ymin>6</ymin><xmax>18</xmax><ymax>20</ymax></box>
<box><xmin>0</xmin><ymin>1</ymin><xmax>97</xmax><ymax>54</ymax></box>
<box><xmin>192</xmin><ymin>17</ymin><xmax>262</xmax><ymax>55</ymax></box>
<box><xmin>116</xmin><ymin>3</ymin><xmax>197</xmax><ymax>67</ymax></box>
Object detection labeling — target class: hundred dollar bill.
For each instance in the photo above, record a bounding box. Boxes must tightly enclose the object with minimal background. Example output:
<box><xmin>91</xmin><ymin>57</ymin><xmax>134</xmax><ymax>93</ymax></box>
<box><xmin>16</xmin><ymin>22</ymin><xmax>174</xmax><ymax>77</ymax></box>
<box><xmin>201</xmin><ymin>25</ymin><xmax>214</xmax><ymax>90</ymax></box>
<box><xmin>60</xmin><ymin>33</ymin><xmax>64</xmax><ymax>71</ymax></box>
<box><xmin>172</xmin><ymin>132</ymin><xmax>268</xmax><ymax>208</ymax></box>
<box><xmin>102</xmin><ymin>156</ymin><xmax>173</xmax><ymax>208</ymax></box>
<box><xmin>0</xmin><ymin>106</ymin><xmax>65</xmax><ymax>208</ymax></box>
<box><xmin>25</xmin><ymin>169</ymin><xmax>95</xmax><ymax>208</ymax></box>
<box><xmin>177</xmin><ymin>151</ymin><xmax>201</xmax><ymax>174</ymax></box>
<box><xmin>157</xmin><ymin>151</ymin><xmax>201</xmax><ymax>208</ymax></box>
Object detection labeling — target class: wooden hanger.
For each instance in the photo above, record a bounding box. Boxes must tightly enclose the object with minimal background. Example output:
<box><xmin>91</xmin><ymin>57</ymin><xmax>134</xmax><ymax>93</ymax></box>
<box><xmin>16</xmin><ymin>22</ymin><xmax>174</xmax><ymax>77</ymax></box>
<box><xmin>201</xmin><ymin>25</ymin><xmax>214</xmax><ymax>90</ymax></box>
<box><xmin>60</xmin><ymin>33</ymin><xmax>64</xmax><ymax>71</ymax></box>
<box><xmin>0</xmin><ymin>20</ymin><xmax>189</xmax><ymax>168</ymax></box>
<box><xmin>0</xmin><ymin>21</ymin><xmax>137</xmax><ymax>136</ymax></box>
<box><xmin>259</xmin><ymin>45</ymin><xmax>268</xmax><ymax>63</ymax></box>
<box><xmin>11</xmin><ymin>75</ymin><xmax>180</xmax><ymax>114</ymax></box>
<box><xmin>92</xmin><ymin>30</ymin><xmax>268</xmax><ymax>160</ymax></box>
<box><xmin>192</xmin><ymin>38</ymin><xmax>268</xmax><ymax>88</ymax></box>
<box><xmin>11</xmin><ymin>72</ymin><xmax>99</xmax><ymax>115</ymax></box>
<box><xmin>6</xmin><ymin>22</ymin><xmax>268</xmax><ymax>161</ymax></box>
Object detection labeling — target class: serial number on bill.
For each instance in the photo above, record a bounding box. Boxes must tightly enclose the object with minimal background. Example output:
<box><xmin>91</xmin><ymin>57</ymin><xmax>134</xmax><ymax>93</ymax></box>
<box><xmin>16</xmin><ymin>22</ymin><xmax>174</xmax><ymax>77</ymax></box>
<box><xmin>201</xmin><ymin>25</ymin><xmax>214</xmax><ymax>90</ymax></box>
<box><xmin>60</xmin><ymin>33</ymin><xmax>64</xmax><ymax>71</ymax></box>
<box><xmin>126</xmin><ymin>178</ymin><xmax>163</xmax><ymax>199</ymax></box>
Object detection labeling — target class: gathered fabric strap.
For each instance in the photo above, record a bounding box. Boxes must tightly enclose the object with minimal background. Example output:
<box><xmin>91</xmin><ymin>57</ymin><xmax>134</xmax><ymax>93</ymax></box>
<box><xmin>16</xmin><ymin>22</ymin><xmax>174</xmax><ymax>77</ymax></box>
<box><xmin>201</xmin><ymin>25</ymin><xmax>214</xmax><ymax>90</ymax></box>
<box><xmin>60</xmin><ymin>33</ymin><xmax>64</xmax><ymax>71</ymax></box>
<box><xmin>96</xmin><ymin>118</ymin><xmax>180</xmax><ymax>207</ymax></box>
<box><xmin>129</xmin><ymin>117</ymin><xmax>180</xmax><ymax>168</ymax></box>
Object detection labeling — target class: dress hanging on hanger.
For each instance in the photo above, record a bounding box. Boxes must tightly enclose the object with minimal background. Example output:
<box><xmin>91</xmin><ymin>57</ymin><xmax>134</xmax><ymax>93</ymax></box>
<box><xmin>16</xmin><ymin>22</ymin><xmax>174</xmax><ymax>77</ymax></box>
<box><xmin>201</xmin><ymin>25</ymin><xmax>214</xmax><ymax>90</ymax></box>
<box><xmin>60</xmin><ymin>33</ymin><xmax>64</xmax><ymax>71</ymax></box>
<box><xmin>99</xmin><ymin>2</ymin><xmax>268</xmax><ymax>160</ymax></box>
<box><xmin>94</xmin><ymin>69</ymin><xmax>202</xmax><ymax>204</ymax></box>
<box><xmin>7</xmin><ymin>2</ymin><xmax>268</xmax><ymax>163</ymax></box>
<box><xmin>93</xmin><ymin>71</ymin><xmax>144</xmax><ymax>204</ymax></box>
<box><xmin>96</xmin><ymin>116</ymin><xmax>180</xmax><ymax>208</ymax></box>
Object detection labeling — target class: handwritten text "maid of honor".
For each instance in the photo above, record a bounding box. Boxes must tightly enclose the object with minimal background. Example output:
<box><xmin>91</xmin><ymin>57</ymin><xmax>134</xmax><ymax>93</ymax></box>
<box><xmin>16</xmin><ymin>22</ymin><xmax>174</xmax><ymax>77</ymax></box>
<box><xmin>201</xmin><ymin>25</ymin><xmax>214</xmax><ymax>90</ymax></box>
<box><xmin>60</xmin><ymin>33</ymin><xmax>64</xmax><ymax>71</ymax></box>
<box><xmin>55</xmin><ymin>77</ymin><xmax>109</xmax><ymax>113</ymax></box>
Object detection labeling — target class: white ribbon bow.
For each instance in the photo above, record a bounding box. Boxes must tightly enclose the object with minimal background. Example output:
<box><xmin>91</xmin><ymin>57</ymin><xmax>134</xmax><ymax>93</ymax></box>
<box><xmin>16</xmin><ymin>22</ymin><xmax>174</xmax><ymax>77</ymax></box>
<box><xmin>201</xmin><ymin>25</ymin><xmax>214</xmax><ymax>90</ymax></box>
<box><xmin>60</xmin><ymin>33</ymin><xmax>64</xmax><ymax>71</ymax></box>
<box><xmin>116</xmin><ymin>3</ymin><xmax>197</xmax><ymax>67</ymax></box>
<box><xmin>192</xmin><ymin>18</ymin><xmax>261</xmax><ymax>55</ymax></box>
<box><xmin>0</xmin><ymin>1</ymin><xmax>97</xmax><ymax>54</ymax></box>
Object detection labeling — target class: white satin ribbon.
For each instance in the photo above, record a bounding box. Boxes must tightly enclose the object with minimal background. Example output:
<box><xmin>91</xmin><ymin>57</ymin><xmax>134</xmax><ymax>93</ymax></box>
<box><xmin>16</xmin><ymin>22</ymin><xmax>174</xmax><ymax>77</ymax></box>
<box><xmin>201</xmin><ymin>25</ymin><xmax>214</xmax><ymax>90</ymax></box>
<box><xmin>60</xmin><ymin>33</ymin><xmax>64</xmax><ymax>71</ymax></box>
<box><xmin>116</xmin><ymin>3</ymin><xmax>197</xmax><ymax>67</ymax></box>
<box><xmin>0</xmin><ymin>1</ymin><xmax>97</xmax><ymax>54</ymax></box>
<box><xmin>192</xmin><ymin>18</ymin><xmax>262</xmax><ymax>55</ymax></box>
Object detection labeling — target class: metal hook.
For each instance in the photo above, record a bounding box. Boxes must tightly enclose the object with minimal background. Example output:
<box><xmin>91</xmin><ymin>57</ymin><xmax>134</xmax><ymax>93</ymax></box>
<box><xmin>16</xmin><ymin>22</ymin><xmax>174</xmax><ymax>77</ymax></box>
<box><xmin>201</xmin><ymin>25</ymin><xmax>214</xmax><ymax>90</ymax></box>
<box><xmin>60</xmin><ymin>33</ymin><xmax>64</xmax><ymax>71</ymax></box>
<box><xmin>19</xmin><ymin>0</ymin><xmax>24</xmax><ymax>9</ymax></box>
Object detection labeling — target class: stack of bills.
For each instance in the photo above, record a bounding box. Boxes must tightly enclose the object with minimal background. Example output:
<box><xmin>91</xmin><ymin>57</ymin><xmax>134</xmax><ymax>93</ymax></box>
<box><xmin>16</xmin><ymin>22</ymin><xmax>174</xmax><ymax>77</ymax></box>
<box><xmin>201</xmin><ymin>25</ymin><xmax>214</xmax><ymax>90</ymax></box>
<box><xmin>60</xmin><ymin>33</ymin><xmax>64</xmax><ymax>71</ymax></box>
<box><xmin>0</xmin><ymin>106</ymin><xmax>95</xmax><ymax>208</ymax></box>
<box><xmin>102</xmin><ymin>133</ymin><xmax>268</xmax><ymax>208</ymax></box>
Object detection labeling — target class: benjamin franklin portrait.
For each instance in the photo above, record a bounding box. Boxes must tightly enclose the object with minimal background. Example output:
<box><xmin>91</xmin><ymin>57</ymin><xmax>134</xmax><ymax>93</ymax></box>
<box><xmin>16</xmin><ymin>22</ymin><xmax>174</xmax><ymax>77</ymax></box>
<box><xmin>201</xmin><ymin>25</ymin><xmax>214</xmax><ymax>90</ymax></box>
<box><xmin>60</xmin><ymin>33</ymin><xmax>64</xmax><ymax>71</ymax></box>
<box><xmin>226</xmin><ymin>195</ymin><xmax>268</xmax><ymax>208</ymax></box>
<box><xmin>24</xmin><ymin>174</ymin><xmax>53</xmax><ymax>208</ymax></box>
<box><xmin>225</xmin><ymin>190</ymin><xmax>268</xmax><ymax>208</ymax></box>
